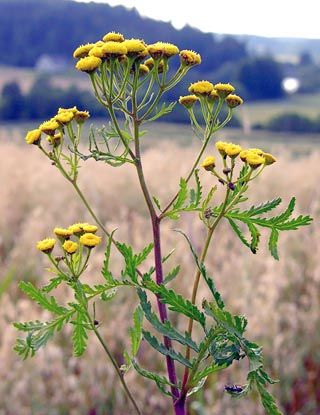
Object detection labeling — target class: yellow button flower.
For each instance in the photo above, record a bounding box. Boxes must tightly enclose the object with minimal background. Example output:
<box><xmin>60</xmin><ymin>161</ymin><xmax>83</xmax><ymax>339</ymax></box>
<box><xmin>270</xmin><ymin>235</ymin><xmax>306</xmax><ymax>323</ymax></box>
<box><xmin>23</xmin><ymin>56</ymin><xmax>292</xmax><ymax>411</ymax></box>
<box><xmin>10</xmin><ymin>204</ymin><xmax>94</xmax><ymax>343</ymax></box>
<box><xmin>208</xmin><ymin>89</ymin><xmax>219</xmax><ymax>102</ymax></box>
<box><xmin>102</xmin><ymin>32</ymin><xmax>125</xmax><ymax>42</ymax></box>
<box><xmin>58</xmin><ymin>106</ymin><xmax>78</xmax><ymax>114</ymax></box>
<box><xmin>74</xmin><ymin>110</ymin><xmax>90</xmax><ymax>123</ymax></box>
<box><xmin>75</xmin><ymin>56</ymin><xmax>102</xmax><ymax>73</ymax></box>
<box><xmin>62</xmin><ymin>240</ymin><xmax>78</xmax><ymax>254</ymax></box>
<box><xmin>201</xmin><ymin>156</ymin><xmax>216</xmax><ymax>171</ymax></box>
<box><xmin>73</xmin><ymin>43</ymin><xmax>95</xmax><ymax>59</ymax></box>
<box><xmin>80</xmin><ymin>233</ymin><xmax>101</xmax><ymax>248</ymax></box>
<box><xmin>25</xmin><ymin>129</ymin><xmax>41</xmax><ymax>145</ymax></box>
<box><xmin>224</xmin><ymin>143</ymin><xmax>242</xmax><ymax>158</ymax></box>
<box><xmin>39</xmin><ymin>119</ymin><xmax>60</xmax><ymax>136</ymax></box>
<box><xmin>36</xmin><ymin>238</ymin><xmax>56</xmax><ymax>254</ymax></box>
<box><xmin>226</xmin><ymin>94</ymin><xmax>244</xmax><ymax>108</ymax></box>
<box><xmin>246</xmin><ymin>152</ymin><xmax>266</xmax><ymax>169</ymax></box>
<box><xmin>240</xmin><ymin>148</ymin><xmax>264</xmax><ymax>162</ymax></box>
<box><xmin>214</xmin><ymin>83</ymin><xmax>235</xmax><ymax>98</ymax></box>
<box><xmin>138</xmin><ymin>64</ymin><xmax>150</xmax><ymax>76</ymax></box>
<box><xmin>263</xmin><ymin>153</ymin><xmax>277</xmax><ymax>165</ymax></box>
<box><xmin>147</xmin><ymin>42</ymin><xmax>179</xmax><ymax>59</ymax></box>
<box><xmin>178</xmin><ymin>95</ymin><xmax>199</xmax><ymax>108</ymax></box>
<box><xmin>188</xmin><ymin>80</ymin><xmax>214</xmax><ymax>96</ymax></box>
<box><xmin>68</xmin><ymin>223</ymin><xmax>90</xmax><ymax>236</ymax></box>
<box><xmin>55</xmin><ymin>111</ymin><xmax>74</xmax><ymax>124</ymax></box>
<box><xmin>179</xmin><ymin>50</ymin><xmax>201</xmax><ymax>66</ymax></box>
<box><xmin>82</xmin><ymin>224</ymin><xmax>98</xmax><ymax>233</ymax></box>
<box><xmin>54</xmin><ymin>227</ymin><xmax>73</xmax><ymax>239</ymax></box>
<box><xmin>47</xmin><ymin>132</ymin><xmax>62</xmax><ymax>147</ymax></box>
<box><xmin>90</xmin><ymin>41</ymin><xmax>127</xmax><ymax>58</ymax></box>
<box><xmin>123</xmin><ymin>39</ymin><xmax>147</xmax><ymax>57</ymax></box>
<box><xmin>215</xmin><ymin>141</ymin><xmax>229</xmax><ymax>156</ymax></box>
<box><xmin>144</xmin><ymin>58</ymin><xmax>165</xmax><ymax>73</ymax></box>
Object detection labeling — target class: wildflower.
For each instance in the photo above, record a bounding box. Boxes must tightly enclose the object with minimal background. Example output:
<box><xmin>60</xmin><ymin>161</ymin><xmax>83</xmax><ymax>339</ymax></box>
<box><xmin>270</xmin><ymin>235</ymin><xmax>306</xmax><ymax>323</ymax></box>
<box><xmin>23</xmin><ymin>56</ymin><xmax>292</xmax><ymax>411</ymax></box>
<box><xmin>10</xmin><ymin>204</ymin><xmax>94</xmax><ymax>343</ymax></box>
<box><xmin>94</xmin><ymin>40</ymin><xmax>105</xmax><ymax>47</ymax></box>
<box><xmin>224</xmin><ymin>143</ymin><xmax>242</xmax><ymax>158</ymax></box>
<box><xmin>138</xmin><ymin>64</ymin><xmax>150</xmax><ymax>76</ymax></box>
<box><xmin>74</xmin><ymin>110</ymin><xmax>90</xmax><ymax>123</ymax></box>
<box><xmin>208</xmin><ymin>89</ymin><xmax>219</xmax><ymax>102</ymax></box>
<box><xmin>62</xmin><ymin>240</ymin><xmax>78</xmax><ymax>254</ymax></box>
<box><xmin>144</xmin><ymin>58</ymin><xmax>165</xmax><ymax>73</ymax></box>
<box><xmin>201</xmin><ymin>156</ymin><xmax>216</xmax><ymax>171</ymax></box>
<box><xmin>47</xmin><ymin>132</ymin><xmax>62</xmax><ymax>147</ymax></box>
<box><xmin>122</xmin><ymin>39</ymin><xmax>147</xmax><ymax>58</ymax></box>
<box><xmin>147</xmin><ymin>42</ymin><xmax>179</xmax><ymax>59</ymax></box>
<box><xmin>55</xmin><ymin>110</ymin><xmax>74</xmax><ymax>125</ymax></box>
<box><xmin>246</xmin><ymin>151</ymin><xmax>265</xmax><ymax>168</ymax></box>
<box><xmin>90</xmin><ymin>42</ymin><xmax>127</xmax><ymax>59</ymax></box>
<box><xmin>188</xmin><ymin>80</ymin><xmax>214</xmax><ymax>96</ymax></box>
<box><xmin>36</xmin><ymin>238</ymin><xmax>56</xmax><ymax>254</ymax></box>
<box><xmin>75</xmin><ymin>56</ymin><xmax>102</xmax><ymax>73</ymax></box>
<box><xmin>80</xmin><ymin>233</ymin><xmax>101</xmax><ymax>248</ymax></box>
<box><xmin>58</xmin><ymin>107</ymin><xmax>78</xmax><ymax>114</ymax></box>
<box><xmin>102</xmin><ymin>32</ymin><xmax>125</xmax><ymax>42</ymax></box>
<box><xmin>69</xmin><ymin>222</ymin><xmax>90</xmax><ymax>236</ymax></box>
<box><xmin>82</xmin><ymin>224</ymin><xmax>98</xmax><ymax>233</ymax></box>
<box><xmin>54</xmin><ymin>227</ymin><xmax>73</xmax><ymax>239</ymax></box>
<box><xmin>39</xmin><ymin>119</ymin><xmax>60</xmax><ymax>136</ymax></box>
<box><xmin>226</xmin><ymin>94</ymin><xmax>243</xmax><ymax>108</ymax></box>
<box><xmin>179</xmin><ymin>50</ymin><xmax>201</xmax><ymax>66</ymax></box>
<box><xmin>178</xmin><ymin>95</ymin><xmax>199</xmax><ymax>108</ymax></box>
<box><xmin>263</xmin><ymin>152</ymin><xmax>277</xmax><ymax>165</ymax></box>
<box><xmin>73</xmin><ymin>43</ymin><xmax>95</xmax><ymax>59</ymax></box>
<box><xmin>214</xmin><ymin>83</ymin><xmax>235</xmax><ymax>98</ymax></box>
<box><xmin>215</xmin><ymin>141</ymin><xmax>229</xmax><ymax>156</ymax></box>
<box><xmin>240</xmin><ymin>148</ymin><xmax>264</xmax><ymax>162</ymax></box>
<box><xmin>25</xmin><ymin>129</ymin><xmax>41</xmax><ymax>145</ymax></box>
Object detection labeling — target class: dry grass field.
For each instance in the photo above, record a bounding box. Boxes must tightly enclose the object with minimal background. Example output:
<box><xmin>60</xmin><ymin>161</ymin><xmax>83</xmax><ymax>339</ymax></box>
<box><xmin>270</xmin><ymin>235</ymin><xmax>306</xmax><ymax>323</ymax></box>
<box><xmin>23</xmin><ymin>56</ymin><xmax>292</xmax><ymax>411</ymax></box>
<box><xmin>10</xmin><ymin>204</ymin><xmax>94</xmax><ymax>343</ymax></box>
<box><xmin>0</xmin><ymin>122</ymin><xmax>319</xmax><ymax>414</ymax></box>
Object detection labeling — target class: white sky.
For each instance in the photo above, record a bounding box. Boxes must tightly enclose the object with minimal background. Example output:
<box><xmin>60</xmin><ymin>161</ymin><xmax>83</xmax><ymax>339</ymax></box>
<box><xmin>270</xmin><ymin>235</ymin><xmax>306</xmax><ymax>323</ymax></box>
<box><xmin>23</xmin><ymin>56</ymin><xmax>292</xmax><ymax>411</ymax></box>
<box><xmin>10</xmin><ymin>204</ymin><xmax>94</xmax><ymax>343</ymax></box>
<box><xmin>75</xmin><ymin>0</ymin><xmax>320</xmax><ymax>39</ymax></box>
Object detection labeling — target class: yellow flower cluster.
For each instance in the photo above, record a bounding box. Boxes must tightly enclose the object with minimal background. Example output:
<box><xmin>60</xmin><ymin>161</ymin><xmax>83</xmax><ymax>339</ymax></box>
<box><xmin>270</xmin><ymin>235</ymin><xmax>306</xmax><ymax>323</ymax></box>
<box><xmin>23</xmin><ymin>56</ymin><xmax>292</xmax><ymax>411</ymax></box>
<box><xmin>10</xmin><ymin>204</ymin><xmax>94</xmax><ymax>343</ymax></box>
<box><xmin>36</xmin><ymin>222</ymin><xmax>101</xmax><ymax>255</ymax></box>
<box><xmin>179</xmin><ymin>50</ymin><xmax>201</xmax><ymax>67</ymax></box>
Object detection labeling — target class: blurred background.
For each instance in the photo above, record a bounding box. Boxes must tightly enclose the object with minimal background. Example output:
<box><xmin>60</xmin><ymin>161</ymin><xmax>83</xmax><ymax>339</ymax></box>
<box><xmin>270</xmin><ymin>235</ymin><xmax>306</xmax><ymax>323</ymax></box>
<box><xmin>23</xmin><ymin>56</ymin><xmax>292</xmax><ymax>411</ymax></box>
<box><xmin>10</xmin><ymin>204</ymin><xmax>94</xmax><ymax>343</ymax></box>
<box><xmin>0</xmin><ymin>0</ymin><xmax>319</xmax><ymax>414</ymax></box>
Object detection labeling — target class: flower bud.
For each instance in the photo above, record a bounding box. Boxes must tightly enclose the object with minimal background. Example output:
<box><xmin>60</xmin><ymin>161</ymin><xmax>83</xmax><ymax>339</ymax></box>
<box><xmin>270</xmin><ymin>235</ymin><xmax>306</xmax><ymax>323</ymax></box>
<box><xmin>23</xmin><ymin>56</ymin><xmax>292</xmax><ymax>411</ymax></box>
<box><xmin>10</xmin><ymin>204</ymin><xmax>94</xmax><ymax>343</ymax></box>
<box><xmin>201</xmin><ymin>156</ymin><xmax>216</xmax><ymax>171</ymax></box>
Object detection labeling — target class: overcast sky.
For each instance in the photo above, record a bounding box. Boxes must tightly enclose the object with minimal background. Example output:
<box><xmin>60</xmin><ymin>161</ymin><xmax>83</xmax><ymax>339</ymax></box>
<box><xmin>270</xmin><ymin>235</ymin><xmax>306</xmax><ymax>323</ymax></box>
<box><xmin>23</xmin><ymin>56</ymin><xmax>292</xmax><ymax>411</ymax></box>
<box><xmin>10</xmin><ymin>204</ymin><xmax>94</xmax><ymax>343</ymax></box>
<box><xmin>75</xmin><ymin>0</ymin><xmax>320</xmax><ymax>39</ymax></box>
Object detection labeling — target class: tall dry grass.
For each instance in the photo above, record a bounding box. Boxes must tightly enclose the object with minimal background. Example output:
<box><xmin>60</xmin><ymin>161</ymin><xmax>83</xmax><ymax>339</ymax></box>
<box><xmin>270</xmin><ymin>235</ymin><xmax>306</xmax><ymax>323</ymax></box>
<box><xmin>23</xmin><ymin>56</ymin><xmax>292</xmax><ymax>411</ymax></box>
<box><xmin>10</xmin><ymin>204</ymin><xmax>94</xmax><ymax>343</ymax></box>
<box><xmin>0</xmin><ymin>132</ymin><xmax>319</xmax><ymax>415</ymax></box>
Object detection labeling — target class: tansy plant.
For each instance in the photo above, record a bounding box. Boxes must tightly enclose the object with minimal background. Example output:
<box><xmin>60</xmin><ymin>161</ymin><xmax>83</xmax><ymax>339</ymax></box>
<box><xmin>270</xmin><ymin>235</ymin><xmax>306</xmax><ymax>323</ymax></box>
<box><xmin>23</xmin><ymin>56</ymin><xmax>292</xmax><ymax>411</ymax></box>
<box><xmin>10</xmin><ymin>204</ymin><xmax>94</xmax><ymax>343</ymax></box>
<box><xmin>15</xmin><ymin>32</ymin><xmax>312</xmax><ymax>415</ymax></box>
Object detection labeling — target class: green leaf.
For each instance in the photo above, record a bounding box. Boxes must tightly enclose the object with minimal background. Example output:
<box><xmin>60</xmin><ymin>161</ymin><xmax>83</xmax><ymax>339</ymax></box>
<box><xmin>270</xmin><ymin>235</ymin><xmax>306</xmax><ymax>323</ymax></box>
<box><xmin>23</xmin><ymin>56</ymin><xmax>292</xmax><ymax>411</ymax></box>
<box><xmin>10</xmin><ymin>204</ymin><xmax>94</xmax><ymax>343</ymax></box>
<box><xmin>129</xmin><ymin>306</ymin><xmax>144</xmax><ymax>357</ymax></box>
<box><xmin>163</xmin><ymin>265</ymin><xmax>180</xmax><ymax>285</ymax></box>
<box><xmin>142</xmin><ymin>330</ymin><xmax>192</xmax><ymax>368</ymax></box>
<box><xmin>42</xmin><ymin>276</ymin><xmax>65</xmax><ymax>293</ymax></box>
<box><xmin>253</xmin><ymin>374</ymin><xmax>283</xmax><ymax>415</ymax></box>
<box><xmin>228</xmin><ymin>218</ymin><xmax>251</xmax><ymax>249</ymax></box>
<box><xmin>136</xmin><ymin>243</ymin><xmax>154</xmax><ymax>266</ymax></box>
<box><xmin>137</xmin><ymin>289</ymin><xmax>199</xmax><ymax>352</ymax></box>
<box><xmin>153</xmin><ymin>196</ymin><xmax>162</xmax><ymax>211</ymax></box>
<box><xmin>192</xmin><ymin>362</ymin><xmax>226</xmax><ymax>383</ymax></box>
<box><xmin>72</xmin><ymin>311</ymin><xmax>89</xmax><ymax>357</ymax></box>
<box><xmin>244</xmin><ymin>198</ymin><xmax>282</xmax><ymax>217</ymax></box>
<box><xmin>144</xmin><ymin>280</ymin><xmax>206</xmax><ymax>328</ymax></box>
<box><xmin>269</xmin><ymin>229</ymin><xmax>279</xmax><ymax>260</ymax></box>
<box><xmin>19</xmin><ymin>281</ymin><xmax>68</xmax><ymax>315</ymax></box>
<box><xmin>173</xmin><ymin>177</ymin><xmax>188</xmax><ymax>211</ymax></box>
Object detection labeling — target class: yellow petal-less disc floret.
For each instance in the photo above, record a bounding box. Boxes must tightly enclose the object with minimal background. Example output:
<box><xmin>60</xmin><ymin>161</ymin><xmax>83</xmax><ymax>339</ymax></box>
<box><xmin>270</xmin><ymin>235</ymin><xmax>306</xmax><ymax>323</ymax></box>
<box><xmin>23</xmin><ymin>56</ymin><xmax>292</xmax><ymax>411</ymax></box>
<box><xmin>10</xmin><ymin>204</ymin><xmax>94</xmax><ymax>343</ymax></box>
<box><xmin>63</xmin><ymin>240</ymin><xmax>79</xmax><ymax>254</ymax></box>
<box><xmin>201</xmin><ymin>156</ymin><xmax>216</xmax><ymax>171</ymax></box>
<box><xmin>240</xmin><ymin>148</ymin><xmax>264</xmax><ymax>162</ymax></box>
<box><xmin>123</xmin><ymin>39</ymin><xmax>147</xmax><ymax>57</ymax></box>
<box><xmin>54</xmin><ymin>227</ymin><xmax>73</xmax><ymax>239</ymax></box>
<box><xmin>215</xmin><ymin>141</ymin><xmax>229</xmax><ymax>156</ymax></box>
<box><xmin>144</xmin><ymin>58</ymin><xmax>165</xmax><ymax>73</ymax></box>
<box><xmin>263</xmin><ymin>152</ymin><xmax>277</xmax><ymax>165</ymax></box>
<box><xmin>226</xmin><ymin>94</ymin><xmax>244</xmax><ymax>108</ymax></box>
<box><xmin>102</xmin><ymin>31</ymin><xmax>125</xmax><ymax>42</ymax></box>
<box><xmin>214</xmin><ymin>83</ymin><xmax>235</xmax><ymax>98</ymax></box>
<box><xmin>74</xmin><ymin>110</ymin><xmax>90</xmax><ymax>123</ymax></box>
<box><xmin>25</xmin><ymin>129</ymin><xmax>41</xmax><ymax>145</ymax></box>
<box><xmin>73</xmin><ymin>43</ymin><xmax>95</xmax><ymax>59</ymax></box>
<box><xmin>39</xmin><ymin>119</ymin><xmax>60</xmax><ymax>136</ymax></box>
<box><xmin>58</xmin><ymin>106</ymin><xmax>78</xmax><ymax>114</ymax></box>
<box><xmin>179</xmin><ymin>50</ymin><xmax>201</xmax><ymax>66</ymax></box>
<box><xmin>188</xmin><ymin>80</ymin><xmax>214</xmax><ymax>96</ymax></box>
<box><xmin>147</xmin><ymin>42</ymin><xmax>179</xmax><ymax>59</ymax></box>
<box><xmin>246</xmin><ymin>151</ymin><xmax>266</xmax><ymax>169</ymax></box>
<box><xmin>224</xmin><ymin>143</ymin><xmax>242</xmax><ymax>158</ymax></box>
<box><xmin>47</xmin><ymin>132</ymin><xmax>62</xmax><ymax>147</ymax></box>
<box><xmin>208</xmin><ymin>89</ymin><xmax>219</xmax><ymax>102</ymax></box>
<box><xmin>179</xmin><ymin>95</ymin><xmax>199</xmax><ymax>108</ymax></box>
<box><xmin>82</xmin><ymin>224</ymin><xmax>98</xmax><ymax>233</ymax></box>
<box><xmin>80</xmin><ymin>233</ymin><xmax>101</xmax><ymax>248</ymax></box>
<box><xmin>138</xmin><ymin>64</ymin><xmax>150</xmax><ymax>76</ymax></box>
<box><xmin>75</xmin><ymin>56</ymin><xmax>102</xmax><ymax>73</ymax></box>
<box><xmin>68</xmin><ymin>222</ymin><xmax>90</xmax><ymax>236</ymax></box>
<box><xmin>36</xmin><ymin>238</ymin><xmax>56</xmax><ymax>254</ymax></box>
<box><xmin>91</xmin><ymin>41</ymin><xmax>127</xmax><ymax>58</ymax></box>
<box><xmin>55</xmin><ymin>110</ymin><xmax>74</xmax><ymax>125</ymax></box>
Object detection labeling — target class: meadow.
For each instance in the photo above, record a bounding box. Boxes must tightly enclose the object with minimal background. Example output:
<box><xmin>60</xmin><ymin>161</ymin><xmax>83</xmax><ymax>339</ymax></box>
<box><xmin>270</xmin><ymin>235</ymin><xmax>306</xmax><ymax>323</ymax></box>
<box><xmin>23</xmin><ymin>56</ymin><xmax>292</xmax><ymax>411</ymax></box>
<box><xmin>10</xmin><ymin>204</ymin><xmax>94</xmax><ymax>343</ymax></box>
<box><xmin>0</xmin><ymin>121</ymin><xmax>319</xmax><ymax>414</ymax></box>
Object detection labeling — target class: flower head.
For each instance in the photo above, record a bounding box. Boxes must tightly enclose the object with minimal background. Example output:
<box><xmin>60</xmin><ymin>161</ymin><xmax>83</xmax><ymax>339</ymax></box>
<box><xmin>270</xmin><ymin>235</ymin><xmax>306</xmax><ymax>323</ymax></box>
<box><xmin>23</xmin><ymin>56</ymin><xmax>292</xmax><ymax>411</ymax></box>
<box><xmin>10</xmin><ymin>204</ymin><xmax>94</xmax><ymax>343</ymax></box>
<box><xmin>224</xmin><ymin>143</ymin><xmax>242</xmax><ymax>158</ymax></box>
<box><xmin>179</xmin><ymin>50</ymin><xmax>201</xmax><ymax>66</ymax></box>
<box><xmin>226</xmin><ymin>94</ymin><xmax>243</xmax><ymax>108</ymax></box>
<box><xmin>74</xmin><ymin>110</ymin><xmax>90</xmax><ymax>123</ymax></box>
<box><xmin>102</xmin><ymin>32</ymin><xmax>125</xmax><ymax>43</ymax></box>
<box><xmin>178</xmin><ymin>95</ymin><xmax>199</xmax><ymax>108</ymax></box>
<box><xmin>75</xmin><ymin>56</ymin><xmax>102</xmax><ymax>73</ymax></box>
<box><xmin>263</xmin><ymin>152</ymin><xmax>277</xmax><ymax>165</ymax></box>
<box><xmin>73</xmin><ymin>43</ymin><xmax>95</xmax><ymax>59</ymax></box>
<box><xmin>201</xmin><ymin>156</ymin><xmax>216</xmax><ymax>171</ymax></box>
<box><xmin>39</xmin><ymin>119</ymin><xmax>60</xmax><ymax>136</ymax></box>
<box><xmin>68</xmin><ymin>222</ymin><xmax>90</xmax><ymax>236</ymax></box>
<box><xmin>188</xmin><ymin>80</ymin><xmax>214</xmax><ymax>96</ymax></box>
<box><xmin>90</xmin><ymin>42</ymin><xmax>127</xmax><ymax>59</ymax></box>
<box><xmin>82</xmin><ymin>224</ymin><xmax>98</xmax><ymax>233</ymax></box>
<box><xmin>214</xmin><ymin>83</ymin><xmax>235</xmax><ymax>98</ymax></box>
<box><xmin>208</xmin><ymin>89</ymin><xmax>219</xmax><ymax>102</ymax></box>
<box><xmin>55</xmin><ymin>110</ymin><xmax>74</xmax><ymax>125</ymax></box>
<box><xmin>37</xmin><ymin>238</ymin><xmax>56</xmax><ymax>254</ymax></box>
<box><xmin>138</xmin><ymin>64</ymin><xmax>150</xmax><ymax>76</ymax></box>
<box><xmin>144</xmin><ymin>58</ymin><xmax>165</xmax><ymax>73</ymax></box>
<box><xmin>63</xmin><ymin>240</ymin><xmax>78</xmax><ymax>254</ymax></box>
<box><xmin>54</xmin><ymin>227</ymin><xmax>73</xmax><ymax>239</ymax></box>
<box><xmin>58</xmin><ymin>106</ymin><xmax>78</xmax><ymax>114</ymax></box>
<box><xmin>215</xmin><ymin>141</ymin><xmax>229</xmax><ymax>156</ymax></box>
<box><xmin>80</xmin><ymin>233</ymin><xmax>101</xmax><ymax>248</ymax></box>
<box><xmin>147</xmin><ymin>42</ymin><xmax>179</xmax><ymax>59</ymax></box>
<box><xmin>240</xmin><ymin>148</ymin><xmax>264</xmax><ymax>162</ymax></box>
<box><xmin>25</xmin><ymin>129</ymin><xmax>41</xmax><ymax>145</ymax></box>
<box><xmin>123</xmin><ymin>39</ymin><xmax>147</xmax><ymax>57</ymax></box>
<box><xmin>246</xmin><ymin>151</ymin><xmax>265</xmax><ymax>169</ymax></box>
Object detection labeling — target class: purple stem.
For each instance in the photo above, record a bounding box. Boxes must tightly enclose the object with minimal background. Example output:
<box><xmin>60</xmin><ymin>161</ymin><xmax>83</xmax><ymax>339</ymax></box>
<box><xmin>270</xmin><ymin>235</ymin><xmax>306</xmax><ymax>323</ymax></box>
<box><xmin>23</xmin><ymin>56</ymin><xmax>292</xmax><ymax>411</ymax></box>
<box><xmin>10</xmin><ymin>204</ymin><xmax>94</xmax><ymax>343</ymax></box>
<box><xmin>174</xmin><ymin>393</ymin><xmax>187</xmax><ymax>415</ymax></box>
<box><xmin>152</xmin><ymin>217</ymin><xmax>180</xmax><ymax>401</ymax></box>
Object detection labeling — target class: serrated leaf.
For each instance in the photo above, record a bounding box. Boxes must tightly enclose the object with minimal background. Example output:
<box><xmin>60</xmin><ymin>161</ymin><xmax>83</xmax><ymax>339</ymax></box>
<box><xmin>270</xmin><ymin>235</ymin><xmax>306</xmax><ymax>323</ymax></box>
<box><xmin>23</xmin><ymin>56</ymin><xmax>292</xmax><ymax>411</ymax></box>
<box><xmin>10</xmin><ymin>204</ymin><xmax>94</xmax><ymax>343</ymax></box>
<box><xmin>129</xmin><ymin>305</ymin><xmax>143</xmax><ymax>357</ymax></box>
<box><xmin>42</xmin><ymin>276</ymin><xmax>65</xmax><ymax>293</ymax></box>
<box><xmin>163</xmin><ymin>265</ymin><xmax>180</xmax><ymax>285</ymax></box>
<box><xmin>142</xmin><ymin>330</ymin><xmax>192</xmax><ymax>368</ymax></box>
<box><xmin>192</xmin><ymin>362</ymin><xmax>227</xmax><ymax>383</ymax></box>
<box><xmin>136</xmin><ymin>243</ymin><xmax>154</xmax><ymax>266</ymax></box>
<box><xmin>269</xmin><ymin>229</ymin><xmax>279</xmax><ymax>260</ymax></box>
<box><xmin>72</xmin><ymin>311</ymin><xmax>88</xmax><ymax>357</ymax></box>
<box><xmin>244</xmin><ymin>198</ymin><xmax>282</xmax><ymax>217</ymax></box>
<box><xmin>137</xmin><ymin>289</ymin><xmax>199</xmax><ymax>352</ymax></box>
<box><xmin>228</xmin><ymin>218</ymin><xmax>251</xmax><ymax>249</ymax></box>
<box><xmin>173</xmin><ymin>177</ymin><xmax>188</xmax><ymax>210</ymax></box>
